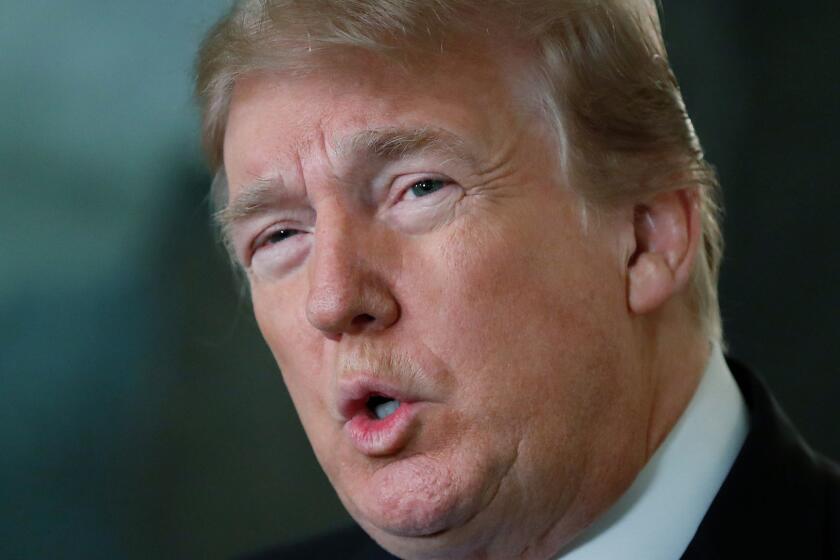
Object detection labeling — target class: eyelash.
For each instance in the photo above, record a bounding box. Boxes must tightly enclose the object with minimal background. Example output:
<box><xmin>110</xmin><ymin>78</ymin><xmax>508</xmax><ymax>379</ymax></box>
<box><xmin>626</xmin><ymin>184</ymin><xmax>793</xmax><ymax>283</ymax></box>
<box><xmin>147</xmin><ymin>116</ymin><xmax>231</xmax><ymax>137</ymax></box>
<box><xmin>265</xmin><ymin>228</ymin><xmax>299</xmax><ymax>244</ymax></box>
<box><xmin>251</xmin><ymin>226</ymin><xmax>302</xmax><ymax>257</ymax></box>
<box><xmin>405</xmin><ymin>177</ymin><xmax>448</xmax><ymax>199</ymax></box>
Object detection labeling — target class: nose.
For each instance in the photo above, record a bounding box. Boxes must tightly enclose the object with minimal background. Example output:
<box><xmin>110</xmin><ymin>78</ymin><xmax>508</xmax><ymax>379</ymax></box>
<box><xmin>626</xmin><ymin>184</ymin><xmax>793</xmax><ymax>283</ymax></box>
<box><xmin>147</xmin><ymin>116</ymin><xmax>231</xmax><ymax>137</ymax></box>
<box><xmin>305</xmin><ymin>208</ymin><xmax>400</xmax><ymax>338</ymax></box>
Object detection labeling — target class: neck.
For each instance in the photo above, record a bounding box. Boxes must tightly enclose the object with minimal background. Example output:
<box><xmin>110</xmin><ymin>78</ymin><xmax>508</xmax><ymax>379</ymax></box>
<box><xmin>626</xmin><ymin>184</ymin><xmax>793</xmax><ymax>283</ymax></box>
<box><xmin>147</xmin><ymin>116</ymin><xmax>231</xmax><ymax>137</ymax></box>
<box><xmin>641</xmin><ymin>311</ymin><xmax>711</xmax><ymax>459</ymax></box>
<box><xmin>518</xmin><ymin>316</ymin><xmax>713</xmax><ymax>560</ymax></box>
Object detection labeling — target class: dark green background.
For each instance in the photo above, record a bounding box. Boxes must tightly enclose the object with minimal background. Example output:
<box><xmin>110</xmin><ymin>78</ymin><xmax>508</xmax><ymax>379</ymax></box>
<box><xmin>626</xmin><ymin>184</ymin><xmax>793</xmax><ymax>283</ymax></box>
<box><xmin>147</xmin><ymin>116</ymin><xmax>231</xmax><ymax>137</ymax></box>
<box><xmin>2</xmin><ymin>1</ymin><xmax>837</xmax><ymax>558</ymax></box>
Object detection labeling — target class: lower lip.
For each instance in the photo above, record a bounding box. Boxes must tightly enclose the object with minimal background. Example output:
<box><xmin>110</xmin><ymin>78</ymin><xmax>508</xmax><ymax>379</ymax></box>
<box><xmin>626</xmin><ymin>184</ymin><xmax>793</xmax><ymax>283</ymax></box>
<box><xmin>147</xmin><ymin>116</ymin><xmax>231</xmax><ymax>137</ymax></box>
<box><xmin>344</xmin><ymin>402</ymin><xmax>422</xmax><ymax>456</ymax></box>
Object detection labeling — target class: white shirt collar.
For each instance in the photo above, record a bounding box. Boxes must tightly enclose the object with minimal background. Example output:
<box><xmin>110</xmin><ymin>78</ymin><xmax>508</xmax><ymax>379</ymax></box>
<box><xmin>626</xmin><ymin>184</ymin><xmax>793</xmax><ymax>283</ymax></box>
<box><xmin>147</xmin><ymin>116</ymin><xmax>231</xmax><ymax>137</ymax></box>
<box><xmin>557</xmin><ymin>346</ymin><xmax>749</xmax><ymax>560</ymax></box>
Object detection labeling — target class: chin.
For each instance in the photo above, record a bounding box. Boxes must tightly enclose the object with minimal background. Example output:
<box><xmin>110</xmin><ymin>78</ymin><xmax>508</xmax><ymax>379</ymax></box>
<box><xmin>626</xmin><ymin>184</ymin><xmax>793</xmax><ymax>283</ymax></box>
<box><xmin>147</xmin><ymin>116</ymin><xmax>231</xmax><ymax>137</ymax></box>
<box><xmin>339</xmin><ymin>451</ymin><xmax>507</xmax><ymax>553</ymax></box>
<box><xmin>347</xmin><ymin>454</ymin><xmax>467</xmax><ymax>535</ymax></box>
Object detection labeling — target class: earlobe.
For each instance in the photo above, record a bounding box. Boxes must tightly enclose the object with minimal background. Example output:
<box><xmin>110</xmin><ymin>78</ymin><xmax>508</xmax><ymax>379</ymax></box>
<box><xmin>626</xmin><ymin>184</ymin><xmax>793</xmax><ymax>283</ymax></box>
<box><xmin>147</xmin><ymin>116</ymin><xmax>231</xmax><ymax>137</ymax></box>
<box><xmin>626</xmin><ymin>189</ymin><xmax>700</xmax><ymax>315</ymax></box>
<box><xmin>628</xmin><ymin>252</ymin><xmax>673</xmax><ymax>314</ymax></box>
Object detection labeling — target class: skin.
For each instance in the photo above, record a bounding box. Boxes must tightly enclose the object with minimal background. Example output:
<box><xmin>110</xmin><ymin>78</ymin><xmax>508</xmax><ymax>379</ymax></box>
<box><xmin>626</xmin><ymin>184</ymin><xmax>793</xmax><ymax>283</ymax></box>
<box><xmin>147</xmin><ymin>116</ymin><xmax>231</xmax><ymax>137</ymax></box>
<box><xmin>221</xmin><ymin>44</ymin><xmax>709</xmax><ymax>560</ymax></box>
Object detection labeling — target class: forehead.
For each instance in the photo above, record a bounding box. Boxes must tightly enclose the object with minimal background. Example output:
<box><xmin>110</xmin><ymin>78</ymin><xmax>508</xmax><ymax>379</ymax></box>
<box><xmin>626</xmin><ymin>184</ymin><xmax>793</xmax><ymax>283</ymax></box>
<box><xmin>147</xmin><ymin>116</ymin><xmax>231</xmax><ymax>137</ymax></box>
<box><xmin>221</xmin><ymin>47</ymin><xmax>538</xmax><ymax>185</ymax></box>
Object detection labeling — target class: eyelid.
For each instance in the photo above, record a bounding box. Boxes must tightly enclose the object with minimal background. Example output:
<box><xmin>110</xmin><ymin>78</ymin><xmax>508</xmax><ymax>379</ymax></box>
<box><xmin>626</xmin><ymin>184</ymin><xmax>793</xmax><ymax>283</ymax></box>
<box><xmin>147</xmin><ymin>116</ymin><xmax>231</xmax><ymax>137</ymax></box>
<box><xmin>247</xmin><ymin>222</ymin><xmax>309</xmax><ymax>265</ymax></box>
<box><xmin>390</xmin><ymin>173</ymin><xmax>455</xmax><ymax>205</ymax></box>
<box><xmin>253</xmin><ymin>224</ymin><xmax>299</xmax><ymax>248</ymax></box>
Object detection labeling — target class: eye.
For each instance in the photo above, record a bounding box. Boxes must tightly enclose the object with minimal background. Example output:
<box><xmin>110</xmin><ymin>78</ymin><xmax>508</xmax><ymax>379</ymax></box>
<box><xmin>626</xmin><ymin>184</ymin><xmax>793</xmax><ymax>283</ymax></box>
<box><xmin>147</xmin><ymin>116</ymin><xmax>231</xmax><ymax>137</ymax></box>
<box><xmin>408</xmin><ymin>178</ymin><xmax>446</xmax><ymax>199</ymax></box>
<box><xmin>248</xmin><ymin>226</ymin><xmax>309</xmax><ymax>275</ymax></box>
<box><xmin>265</xmin><ymin>228</ymin><xmax>301</xmax><ymax>245</ymax></box>
<box><xmin>251</xmin><ymin>227</ymin><xmax>303</xmax><ymax>256</ymax></box>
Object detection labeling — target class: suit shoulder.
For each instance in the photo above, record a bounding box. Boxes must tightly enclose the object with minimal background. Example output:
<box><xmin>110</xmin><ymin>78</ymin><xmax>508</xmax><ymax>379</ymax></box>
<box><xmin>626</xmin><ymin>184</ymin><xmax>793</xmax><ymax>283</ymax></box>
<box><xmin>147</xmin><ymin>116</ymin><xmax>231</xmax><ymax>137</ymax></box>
<box><xmin>240</xmin><ymin>524</ymin><xmax>395</xmax><ymax>560</ymax></box>
<box><xmin>683</xmin><ymin>360</ymin><xmax>840</xmax><ymax>558</ymax></box>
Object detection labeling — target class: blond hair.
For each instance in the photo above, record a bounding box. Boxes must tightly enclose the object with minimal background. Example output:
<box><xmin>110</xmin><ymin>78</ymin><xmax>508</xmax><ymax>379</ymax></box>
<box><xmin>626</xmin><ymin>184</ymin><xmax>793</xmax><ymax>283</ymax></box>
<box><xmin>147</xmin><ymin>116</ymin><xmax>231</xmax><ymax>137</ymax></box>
<box><xmin>195</xmin><ymin>0</ymin><xmax>723</xmax><ymax>342</ymax></box>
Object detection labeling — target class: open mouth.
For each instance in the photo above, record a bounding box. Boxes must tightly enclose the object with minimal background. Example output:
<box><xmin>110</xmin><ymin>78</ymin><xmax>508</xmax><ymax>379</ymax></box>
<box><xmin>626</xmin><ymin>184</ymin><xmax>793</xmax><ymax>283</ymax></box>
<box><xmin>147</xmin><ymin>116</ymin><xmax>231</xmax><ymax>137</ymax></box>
<box><xmin>366</xmin><ymin>394</ymin><xmax>401</xmax><ymax>420</ymax></box>
<box><xmin>340</xmin><ymin>385</ymin><xmax>419</xmax><ymax>456</ymax></box>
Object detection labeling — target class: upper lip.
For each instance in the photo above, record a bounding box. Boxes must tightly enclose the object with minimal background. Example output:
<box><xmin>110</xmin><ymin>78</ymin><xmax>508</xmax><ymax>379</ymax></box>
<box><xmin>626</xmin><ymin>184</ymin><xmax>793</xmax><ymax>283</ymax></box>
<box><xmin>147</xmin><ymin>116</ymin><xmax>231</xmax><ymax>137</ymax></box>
<box><xmin>337</xmin><ymin>376</ymin><xmax>415</xmax><ymax>422</ymax></box>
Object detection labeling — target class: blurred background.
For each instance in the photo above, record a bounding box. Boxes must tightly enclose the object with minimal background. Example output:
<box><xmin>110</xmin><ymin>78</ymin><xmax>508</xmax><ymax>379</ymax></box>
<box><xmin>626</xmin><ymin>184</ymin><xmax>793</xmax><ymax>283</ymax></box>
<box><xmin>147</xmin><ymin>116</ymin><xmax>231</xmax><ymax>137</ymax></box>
<box><xmin>1</xmin><ymin>1</ymin><xmax>837</xmax><ymax>558</ymax></box>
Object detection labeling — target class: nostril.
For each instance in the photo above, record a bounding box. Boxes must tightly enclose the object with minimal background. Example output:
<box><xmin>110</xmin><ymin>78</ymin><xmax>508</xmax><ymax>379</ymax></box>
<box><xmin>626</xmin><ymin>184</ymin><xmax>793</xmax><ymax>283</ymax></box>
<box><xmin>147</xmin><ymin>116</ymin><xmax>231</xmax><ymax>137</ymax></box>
<box><xmin>351</xmin><ymin>313</ymin><xmax>376</xmax><ymax>326</ymax></box>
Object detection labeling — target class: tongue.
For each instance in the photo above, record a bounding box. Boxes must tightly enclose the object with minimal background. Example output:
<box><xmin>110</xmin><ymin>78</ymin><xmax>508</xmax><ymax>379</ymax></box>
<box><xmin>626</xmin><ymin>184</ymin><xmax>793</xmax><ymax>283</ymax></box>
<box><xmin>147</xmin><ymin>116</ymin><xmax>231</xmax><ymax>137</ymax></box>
<box><xmin>374</xmin><ymin>399</ymin><xmax>400</xmax><ymax>420</ymax></box>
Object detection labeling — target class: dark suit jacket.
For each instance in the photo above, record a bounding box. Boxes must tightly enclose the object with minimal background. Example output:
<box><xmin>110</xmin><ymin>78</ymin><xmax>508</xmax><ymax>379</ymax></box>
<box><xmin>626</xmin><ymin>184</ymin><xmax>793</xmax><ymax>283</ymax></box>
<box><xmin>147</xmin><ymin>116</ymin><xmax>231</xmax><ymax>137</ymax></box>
<box><xmin>246</xmin><ymin>361</ymin><xmax>840</xmax><ymax>559</ymax></box>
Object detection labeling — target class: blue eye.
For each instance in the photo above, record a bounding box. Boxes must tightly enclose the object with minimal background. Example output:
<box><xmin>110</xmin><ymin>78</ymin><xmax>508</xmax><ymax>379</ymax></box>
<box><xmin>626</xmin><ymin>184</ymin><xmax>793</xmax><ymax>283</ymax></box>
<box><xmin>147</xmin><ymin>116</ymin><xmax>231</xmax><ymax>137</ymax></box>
<box><xmin>409</xmin><ymin>179</ymin><xmax>446</xmax><ymax>198</ymax></box>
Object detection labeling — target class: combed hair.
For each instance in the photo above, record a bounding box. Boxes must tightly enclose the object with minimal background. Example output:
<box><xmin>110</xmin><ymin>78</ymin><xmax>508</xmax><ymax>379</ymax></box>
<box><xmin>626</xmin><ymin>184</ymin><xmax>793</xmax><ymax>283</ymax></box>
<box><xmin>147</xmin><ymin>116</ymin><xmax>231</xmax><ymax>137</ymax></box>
<box><xmin>195</xmin><ymin>0</ymin><xmax>724</xmax><ymax>343</ymax></box>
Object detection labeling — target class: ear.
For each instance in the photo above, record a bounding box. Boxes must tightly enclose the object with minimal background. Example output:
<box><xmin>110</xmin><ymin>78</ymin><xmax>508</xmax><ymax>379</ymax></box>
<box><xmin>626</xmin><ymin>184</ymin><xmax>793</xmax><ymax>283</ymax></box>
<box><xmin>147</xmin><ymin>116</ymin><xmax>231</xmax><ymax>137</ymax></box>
<box><xmin>626</xmin><ymin>188</ymin><xmax>701</xmax><ymax>315</ymax></box>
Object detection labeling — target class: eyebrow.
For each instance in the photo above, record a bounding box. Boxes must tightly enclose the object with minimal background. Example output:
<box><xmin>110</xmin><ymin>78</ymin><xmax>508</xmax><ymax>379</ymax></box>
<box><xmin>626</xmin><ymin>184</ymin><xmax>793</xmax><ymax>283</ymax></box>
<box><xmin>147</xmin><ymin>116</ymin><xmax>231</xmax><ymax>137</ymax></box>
<box><xmin>337</xmin><ymin>126</ymin><xmax>473</xmax><ymax>164</ymax></box>
<box><xmin>216</xmin><ymin>126</ymin><xmax>474</xmax><ymax>242</ymax></box>
<box><xmin>214</xmin><ymin>175</ymin><xmax>284</xmax><ymax>252</ymax></box>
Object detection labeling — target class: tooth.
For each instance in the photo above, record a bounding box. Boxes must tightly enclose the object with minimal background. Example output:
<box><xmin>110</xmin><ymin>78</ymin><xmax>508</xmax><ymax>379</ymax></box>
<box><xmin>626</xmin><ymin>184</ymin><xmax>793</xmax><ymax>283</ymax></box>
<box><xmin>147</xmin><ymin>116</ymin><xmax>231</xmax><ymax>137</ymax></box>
<box><xmin>374</xmin><ymin>400</ymin><xmax>400</xmax><ymax>420</ymax></box>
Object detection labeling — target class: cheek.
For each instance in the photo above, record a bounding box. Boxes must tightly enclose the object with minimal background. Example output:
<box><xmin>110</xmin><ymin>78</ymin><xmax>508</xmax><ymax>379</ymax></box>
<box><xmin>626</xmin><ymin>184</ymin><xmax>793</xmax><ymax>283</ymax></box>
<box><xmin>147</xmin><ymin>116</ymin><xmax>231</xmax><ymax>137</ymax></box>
<box><xmin>410</xmin><ymin>201</ymin><xmax>620</xmax><ymax>366</ymax></box>
<box><xmin>398</xmin><ymin>197</ymin><xmax>631</xmax><ymax>443</ymax></box>
<box><xmin>253</xmin><ymin>289</ymin><xmax>345</xmax><ymax>470</ymax></box>
<box><xmin>250</xmin><ymin>283</ymin><xmax>331</xmax><ymax>424</ymax></box>
<box><xmin>251</xmin><ymin>285</ymin><xmax>306</xmax><ymax>368</ymax></box>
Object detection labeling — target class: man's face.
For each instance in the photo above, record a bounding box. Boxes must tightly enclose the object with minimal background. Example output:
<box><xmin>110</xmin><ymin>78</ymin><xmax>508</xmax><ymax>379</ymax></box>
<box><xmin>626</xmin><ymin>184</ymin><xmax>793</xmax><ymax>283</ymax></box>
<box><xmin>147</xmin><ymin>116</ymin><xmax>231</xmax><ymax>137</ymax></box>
<box><xmin>223</xmin><ymin>49</ymin><xmax>653</xmax><ymax>558</ymax></box>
